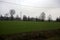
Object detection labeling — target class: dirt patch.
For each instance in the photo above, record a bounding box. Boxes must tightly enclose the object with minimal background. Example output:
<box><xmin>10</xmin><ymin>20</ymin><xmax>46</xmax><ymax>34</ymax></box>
<box><xmin>0</xmin><ymin>29</ymin><xmax>60</xmax><ymax>40</ymax></box>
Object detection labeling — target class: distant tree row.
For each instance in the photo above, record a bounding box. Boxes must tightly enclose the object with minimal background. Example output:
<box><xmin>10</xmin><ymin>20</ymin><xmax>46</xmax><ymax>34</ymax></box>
<box><xmin>0</xmin><ymin>9</ymin><xmax>60</xmax><ymax>22</ymax></box>
<box><xmin>56</xmin><ymin>17</ymin><xmax>60</xmax><ymax>22</ymax></box>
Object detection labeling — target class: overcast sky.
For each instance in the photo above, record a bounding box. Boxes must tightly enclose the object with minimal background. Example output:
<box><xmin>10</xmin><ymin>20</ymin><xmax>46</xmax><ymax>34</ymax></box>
<box><xmin>0</xmin><ymin>0</ymin><xmax>60</xmax><ymax>20</ymax></box>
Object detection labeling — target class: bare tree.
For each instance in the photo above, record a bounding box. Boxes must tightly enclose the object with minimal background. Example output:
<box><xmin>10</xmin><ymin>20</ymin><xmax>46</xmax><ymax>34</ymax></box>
<box><xmin>28</xmin><ymin>16</ymin><xmax>31</xmax><ymax>21</ymax></box>
<box><xmin>4</xmin><ymin>13</ymin><xmax>9</xmax><ymax>20</ymax></box>
<box><xmin>23</xmin><ymin>15</ymin><xmax>27</xmax><ymax>21</ymax></box>
<box><xmin>16</xmin><ymin>15</ymin><xmax>19</xmax><ymax>18</ymax></box>
<box><xmin>48</xmin><ymin>14</ymin><xmax>52</xmax><ymax>22</ymax></box>
<box><xmin>56</xmin><ymin>16</ymin><xmax>60</xmax><ymax>22</ymax></box>
<box><xmin>10</xmin><ymin>9</ymin><xmax>15</xmax><ymax>20</ymax></box>
<box><xmin>4</xmin><ymin>13</ymin><xmax>8</xmax><ymax>17</ymax></box>
<box><xmin>20</xmin><ymin>12</ymin><xmax>22</xmax><ymax>20</ymax></box>
<box><xmin>40</xmin><ymin>12</ymin><xmax>45</xmax><ymax>21</ymax></box>
<box><xmin>0</xmin><ymin>15</ymin><xmax>3</xmax><ymax>20</ymax></box>
<box><xmin>16</xmin><ymin>15</ymin><xmax>20</xmax><ymax>20</ymax></box>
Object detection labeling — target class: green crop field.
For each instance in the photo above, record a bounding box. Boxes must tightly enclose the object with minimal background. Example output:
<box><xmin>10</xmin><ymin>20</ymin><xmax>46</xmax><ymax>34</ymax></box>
<box><xmin>0</xmin><ymin>21</ymin><xmax>60</xmax><ymax>35</ymax></box>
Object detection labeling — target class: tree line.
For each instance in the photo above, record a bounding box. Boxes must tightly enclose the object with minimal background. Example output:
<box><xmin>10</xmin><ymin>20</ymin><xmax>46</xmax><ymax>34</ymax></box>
<box><xmin>0</xmin><ymin>9</ymin><xmax>60</xmax><ymax>22</ymax></box>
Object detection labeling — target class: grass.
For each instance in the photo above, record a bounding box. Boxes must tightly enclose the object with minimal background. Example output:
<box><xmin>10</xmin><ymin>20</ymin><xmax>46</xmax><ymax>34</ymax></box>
<box><xmin>0</xmin><ymin>21</ymin><xmax>60</xmax><ymax>35</ymax></box>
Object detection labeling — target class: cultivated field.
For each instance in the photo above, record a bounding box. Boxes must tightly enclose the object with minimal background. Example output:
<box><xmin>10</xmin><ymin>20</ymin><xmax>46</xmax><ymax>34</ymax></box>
<box><xmin>0</xmin><ymin>21</ymin><xmax>60</xmax><ymax>40</ymax></box>
<box><xmin>0</xmin><ymin>21</ymin><xmax>60</xmax><ymax>35</ymax></box>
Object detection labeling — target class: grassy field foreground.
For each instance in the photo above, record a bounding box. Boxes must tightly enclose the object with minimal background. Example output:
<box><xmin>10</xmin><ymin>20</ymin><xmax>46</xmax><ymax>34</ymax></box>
<box><xmin>0</xmin><ymin>21</ymin><xmax>60</xmax><ymax>35</ymax></box>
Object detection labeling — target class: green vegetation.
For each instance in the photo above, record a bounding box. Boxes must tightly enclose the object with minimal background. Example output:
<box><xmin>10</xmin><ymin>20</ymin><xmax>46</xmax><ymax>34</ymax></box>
<box><xmin>0</xmin><ymin>21</ymin><xmax>60</xmax><ymax>35</ymax></box>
